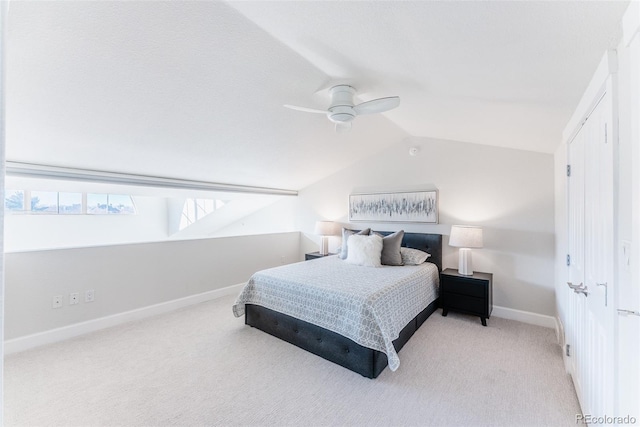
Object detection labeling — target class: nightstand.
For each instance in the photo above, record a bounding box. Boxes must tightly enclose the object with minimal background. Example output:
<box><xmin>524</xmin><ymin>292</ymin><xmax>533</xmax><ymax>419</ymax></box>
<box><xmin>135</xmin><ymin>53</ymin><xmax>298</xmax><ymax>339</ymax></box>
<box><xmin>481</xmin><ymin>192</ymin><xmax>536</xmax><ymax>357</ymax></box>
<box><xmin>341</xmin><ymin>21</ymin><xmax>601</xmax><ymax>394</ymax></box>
<box><xmin>305</xmin><ymin>252</ymin><xmax>336</xmax><ymax>261</ymax></box>
<box><xmin>440</xmin><ymin>268</ymin><xmax>493</xmax><ymax>326</ymax></box>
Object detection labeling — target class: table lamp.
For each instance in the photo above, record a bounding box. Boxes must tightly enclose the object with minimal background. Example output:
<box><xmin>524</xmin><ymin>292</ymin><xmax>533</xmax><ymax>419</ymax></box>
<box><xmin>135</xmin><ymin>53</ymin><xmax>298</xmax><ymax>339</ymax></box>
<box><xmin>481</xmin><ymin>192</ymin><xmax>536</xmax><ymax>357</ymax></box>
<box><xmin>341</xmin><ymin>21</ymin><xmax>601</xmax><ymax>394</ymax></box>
<box><xmin>314</xmin><ymin>221</ymin><xmax>338</xmax><ymax>255</ymax></box>
<box><xmin>449</xmin><ymin>225</ymin><xmax>483</xmax><ymax>275</ymax></box>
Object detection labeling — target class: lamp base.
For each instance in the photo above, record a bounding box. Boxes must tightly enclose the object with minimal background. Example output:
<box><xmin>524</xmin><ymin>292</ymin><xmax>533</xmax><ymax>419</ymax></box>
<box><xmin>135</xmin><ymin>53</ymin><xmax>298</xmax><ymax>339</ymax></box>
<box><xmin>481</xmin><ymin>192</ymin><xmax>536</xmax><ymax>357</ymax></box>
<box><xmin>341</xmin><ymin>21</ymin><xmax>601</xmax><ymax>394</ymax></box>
<box><xmin>319</xmin><ymin>236</ymin><xmax>329</xmax><ymax>256</ymax></box>
<box><xmin>458</xmin><ymin>248</ymin><xmax>473</xmax><ymax>276</ymax></box>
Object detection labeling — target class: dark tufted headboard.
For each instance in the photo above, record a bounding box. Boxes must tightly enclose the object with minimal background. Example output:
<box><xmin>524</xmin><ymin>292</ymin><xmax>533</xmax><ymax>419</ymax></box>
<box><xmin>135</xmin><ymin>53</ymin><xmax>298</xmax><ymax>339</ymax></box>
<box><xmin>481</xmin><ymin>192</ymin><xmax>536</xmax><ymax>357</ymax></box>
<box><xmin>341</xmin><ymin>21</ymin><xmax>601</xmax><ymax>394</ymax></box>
<box><xmin>372</xmin><ymin>231</ymin><xmax>443</xmax><ymax>272</ymax></box>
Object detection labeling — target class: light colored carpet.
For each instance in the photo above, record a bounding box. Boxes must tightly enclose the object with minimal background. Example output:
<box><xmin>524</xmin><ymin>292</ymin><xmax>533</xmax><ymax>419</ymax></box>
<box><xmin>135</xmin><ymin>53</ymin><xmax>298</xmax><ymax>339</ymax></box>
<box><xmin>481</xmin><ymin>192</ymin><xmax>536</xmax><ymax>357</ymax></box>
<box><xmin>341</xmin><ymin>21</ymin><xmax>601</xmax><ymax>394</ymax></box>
<box><xmin>4</xmin><ymin>295</ymin><xmax>580</xmax><ymax>426</ymax></box>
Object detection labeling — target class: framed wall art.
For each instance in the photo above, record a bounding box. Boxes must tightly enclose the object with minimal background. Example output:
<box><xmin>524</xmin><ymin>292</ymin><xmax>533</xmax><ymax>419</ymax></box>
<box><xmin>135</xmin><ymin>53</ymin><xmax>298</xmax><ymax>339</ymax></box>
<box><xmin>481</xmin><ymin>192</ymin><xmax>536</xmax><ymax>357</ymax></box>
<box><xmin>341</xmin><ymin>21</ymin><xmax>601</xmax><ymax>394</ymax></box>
<box><xmin>348</xmin><ymin>190</ymin><xmax>438</xmax><ymax>223</ymax></box>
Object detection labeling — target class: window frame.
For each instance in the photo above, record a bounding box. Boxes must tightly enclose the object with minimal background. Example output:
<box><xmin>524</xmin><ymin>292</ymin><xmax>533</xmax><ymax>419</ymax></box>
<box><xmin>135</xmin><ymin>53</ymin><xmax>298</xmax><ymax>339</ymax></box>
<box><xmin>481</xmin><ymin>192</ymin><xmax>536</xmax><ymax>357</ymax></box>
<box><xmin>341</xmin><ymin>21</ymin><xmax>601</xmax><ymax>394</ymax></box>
<box><xmin>4</xmin><ymin>190</ymin><xmax>137</xmax><ymax>215</ymax></box>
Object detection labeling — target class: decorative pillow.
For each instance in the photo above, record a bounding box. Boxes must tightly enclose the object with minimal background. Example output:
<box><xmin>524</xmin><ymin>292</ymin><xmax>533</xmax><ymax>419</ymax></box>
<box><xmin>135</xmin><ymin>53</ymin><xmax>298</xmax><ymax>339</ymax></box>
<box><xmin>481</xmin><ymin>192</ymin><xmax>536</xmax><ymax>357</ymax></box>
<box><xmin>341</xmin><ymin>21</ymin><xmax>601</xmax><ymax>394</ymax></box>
<box><xmin>345</xmin><ymin>234</ymin><xmax>383</xmax><ymax>267</ymax></box>
<box><xmin>338</xmin><ymin>228</ymin><xmax>371</xmax><ymax>260</ymax></box>
<box><xmin>400</xmin><ymin>247</ymin><xmax>431</xmax><ymax>265</ymax></box>
<box><xmin>372</xmin><ymin>230</ymin><xmax>404</xmax><ymax>266</ymax></box>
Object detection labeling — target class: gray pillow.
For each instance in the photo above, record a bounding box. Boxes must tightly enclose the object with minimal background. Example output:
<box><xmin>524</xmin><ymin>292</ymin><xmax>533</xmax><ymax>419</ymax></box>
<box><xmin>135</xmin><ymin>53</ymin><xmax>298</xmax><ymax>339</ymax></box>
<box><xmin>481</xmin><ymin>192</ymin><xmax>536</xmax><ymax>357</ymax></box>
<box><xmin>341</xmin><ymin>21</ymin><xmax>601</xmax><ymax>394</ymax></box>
<box><xmin>373</xmin><ymin>230</ymin><xmax>404</xmax><ymax>266</ymax></box>
<box><xmin>400</xmin><ymin>247</ymin><xmax>431</xmax><ymax>265</ymax></box>
<box><xmin>338</xmin><ymin>228</ymin><xmax>370</xmax><ymax>259</ymax></box>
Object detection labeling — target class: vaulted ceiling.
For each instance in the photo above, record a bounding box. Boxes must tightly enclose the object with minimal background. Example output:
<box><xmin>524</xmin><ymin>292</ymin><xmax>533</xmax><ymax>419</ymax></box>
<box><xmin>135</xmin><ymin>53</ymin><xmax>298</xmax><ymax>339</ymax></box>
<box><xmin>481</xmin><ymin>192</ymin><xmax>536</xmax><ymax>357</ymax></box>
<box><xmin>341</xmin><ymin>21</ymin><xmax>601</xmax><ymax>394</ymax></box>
<box><xmin>5</xmin><ymin>1</ymin><xmax>628</xmax><ymax>192</ymax></box>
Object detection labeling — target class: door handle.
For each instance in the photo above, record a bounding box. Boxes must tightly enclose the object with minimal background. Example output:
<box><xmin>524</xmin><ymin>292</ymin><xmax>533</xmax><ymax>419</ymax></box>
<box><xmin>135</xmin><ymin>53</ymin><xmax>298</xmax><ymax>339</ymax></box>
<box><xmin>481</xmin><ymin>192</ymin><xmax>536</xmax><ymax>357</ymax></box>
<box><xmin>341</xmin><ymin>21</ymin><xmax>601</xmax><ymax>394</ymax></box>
<box><xmin>596</xmin><ymin>282</ymin><xmax>608</xmax><ymax>306</ymax></box>
<box><xmin>574</xmin><ymin>285</ymin><xmax>589</xmax><ymax>297</ymax></box>
<box><xmin>617</xmin><ymin>309</ymin><xmax>640</xmax><ymax>317</ymax></box>
<box><xmin>567</xmin><ymin>282</ymin><xmax>584</xmax><ymax>290</ymax></box>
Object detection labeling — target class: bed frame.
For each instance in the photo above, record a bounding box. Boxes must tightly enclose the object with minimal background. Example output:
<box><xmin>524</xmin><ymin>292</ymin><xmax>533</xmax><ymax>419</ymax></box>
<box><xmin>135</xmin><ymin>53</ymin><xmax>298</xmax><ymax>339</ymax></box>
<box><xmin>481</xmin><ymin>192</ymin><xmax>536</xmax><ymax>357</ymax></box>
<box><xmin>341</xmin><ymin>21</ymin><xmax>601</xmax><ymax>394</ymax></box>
<box><xmin>245</xmin><ymin>232</ymin><xmax>442</xmax><ymax>378</ymax></box>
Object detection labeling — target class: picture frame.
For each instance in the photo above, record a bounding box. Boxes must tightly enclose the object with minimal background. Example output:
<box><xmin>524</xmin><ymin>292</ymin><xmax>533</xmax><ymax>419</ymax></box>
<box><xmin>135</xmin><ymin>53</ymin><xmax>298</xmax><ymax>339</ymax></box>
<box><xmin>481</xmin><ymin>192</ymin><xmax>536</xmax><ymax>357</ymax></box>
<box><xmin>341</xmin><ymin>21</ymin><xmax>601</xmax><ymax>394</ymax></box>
<box><xmin>348</xmin><ymin>190</ymin><xmax>438</xmax><ymax>223</ymax></box>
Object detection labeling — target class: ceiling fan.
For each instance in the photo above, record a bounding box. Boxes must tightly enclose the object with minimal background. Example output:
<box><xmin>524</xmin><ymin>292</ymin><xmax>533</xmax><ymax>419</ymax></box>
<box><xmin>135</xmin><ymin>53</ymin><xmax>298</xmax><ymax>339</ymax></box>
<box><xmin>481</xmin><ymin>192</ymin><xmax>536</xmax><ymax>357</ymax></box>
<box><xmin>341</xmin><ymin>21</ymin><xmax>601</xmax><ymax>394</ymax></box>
<box><xmin>284</xmin><ymin>85</ymin><xmax>400</xmax><ymax>132</ymax></box>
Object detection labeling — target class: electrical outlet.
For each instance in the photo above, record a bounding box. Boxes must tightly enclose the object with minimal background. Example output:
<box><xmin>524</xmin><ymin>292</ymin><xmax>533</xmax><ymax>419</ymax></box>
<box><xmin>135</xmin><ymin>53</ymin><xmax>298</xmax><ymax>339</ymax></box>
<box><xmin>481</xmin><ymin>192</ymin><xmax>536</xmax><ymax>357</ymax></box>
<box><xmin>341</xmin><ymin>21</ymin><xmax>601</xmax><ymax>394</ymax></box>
<box><xmin>69</xmin><ymin>292</ymin><xmax>79</xmax><ymax>305</ymax></box>
<box><xmin>85</xmin><ymin>289</ymin><xmax>95</xmax><ymax>303</ymax></box>
<box><xmin>52</xmin><ymin>295</ymin><xmax>63</xmax><ymax>309</ymax></box>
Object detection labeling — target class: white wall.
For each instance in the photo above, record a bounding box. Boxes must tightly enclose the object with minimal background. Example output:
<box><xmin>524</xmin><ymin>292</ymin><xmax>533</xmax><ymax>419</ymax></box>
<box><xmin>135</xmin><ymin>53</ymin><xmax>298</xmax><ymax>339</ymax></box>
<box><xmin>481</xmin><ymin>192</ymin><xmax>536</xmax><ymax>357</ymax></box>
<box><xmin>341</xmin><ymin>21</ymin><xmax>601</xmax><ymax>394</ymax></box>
<box><xmin>617</xmin><ymin>24</ymin><xmax>634</xmax><ymax>309</ymax></box>
<box><xmin>210</xmin><ymin>196</ymin><xmax>300</xmax><ymax>237</ymax></box>
<box><xmin>553</xmin><ymin>142</ymin><xmax>568</xmax><ymax>332</ymax></box>
<box><xmin>4</xmin><ymin>232</ymin><xmax>300</xmax><ymax>339</ymax></box>
<box><xmin>4</xmin><ymin>134</ymin><xmax>557</xmax><ymax>343</ymax></box>
<box><xmin>1</xmin><ymin>0</ymin><xmax>7</xmax><ymax>413</ymax></box>
<box><xmin>222</xmin><ymin>137</ymin><xmax>557</xmax><ymax>316</ymax></box>
<box><xmin>170</xmin><ymin>195</ymin><xmax>288</xmax><ymax>240</ymax></box>
<box><xmin>617</xmin><ymin>3</ymin><xmax>640</xmax><ymax>417</ymax></box>
<box><xmin>5</xmin><ymin>196</ymin><xmax>169</xmax><ymax>252</ymax></box>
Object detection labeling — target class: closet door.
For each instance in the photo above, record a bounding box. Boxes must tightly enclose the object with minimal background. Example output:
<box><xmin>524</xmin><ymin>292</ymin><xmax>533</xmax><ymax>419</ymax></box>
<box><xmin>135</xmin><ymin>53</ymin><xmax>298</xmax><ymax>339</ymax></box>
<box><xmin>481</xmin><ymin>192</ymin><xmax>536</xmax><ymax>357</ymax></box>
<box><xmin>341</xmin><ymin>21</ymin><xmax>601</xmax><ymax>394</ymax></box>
<box><xmin>567</xmin><ymin>88</ymin><xmax>615</xmax><ymax>416</ymax></box>
<box><xmin>567</xmin><ymin>115</ymin><xmax>586</xmax><ymax>402</ymax></box>
<box><xmin>583</xmin><ymin>88</ymin><xmax>614</xmax><ymax>416</ymax></box>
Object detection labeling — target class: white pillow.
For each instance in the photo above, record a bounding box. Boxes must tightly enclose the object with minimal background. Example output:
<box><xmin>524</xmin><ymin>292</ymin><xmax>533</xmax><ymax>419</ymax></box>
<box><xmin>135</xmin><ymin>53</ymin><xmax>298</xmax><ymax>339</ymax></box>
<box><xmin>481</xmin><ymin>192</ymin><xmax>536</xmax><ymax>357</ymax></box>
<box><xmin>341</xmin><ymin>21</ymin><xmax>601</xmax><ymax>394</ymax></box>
<box><xmin>338</xmin><ymin>228</ymin><xmax>370</xmax><ymax>260</ymax></box>
<box><xmin>400</xmin><ymin>247</ymin><xmax>431</xmax><ymax>265</ymax></box>
<box><xmin>345</xmin><ymin>234</ymin><xmax>383</xmax><ymax>267</ymax></box>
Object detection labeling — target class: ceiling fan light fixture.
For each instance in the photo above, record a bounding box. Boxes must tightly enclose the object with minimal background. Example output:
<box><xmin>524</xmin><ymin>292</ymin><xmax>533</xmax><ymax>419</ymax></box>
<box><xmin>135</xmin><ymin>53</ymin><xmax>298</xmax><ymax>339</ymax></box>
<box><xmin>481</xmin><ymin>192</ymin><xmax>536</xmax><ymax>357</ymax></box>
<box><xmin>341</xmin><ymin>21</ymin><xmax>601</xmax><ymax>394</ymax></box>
<box><xmin>329</xmin><ymin>113</ymin><xmax>354</xmax><ymax>123</ymax></box>
<box><xmin>329</xmin><ymin>85</ymin><xmax>356</xmax><ymax>102</ymax></box>
<box><xmin>284</xmin><ymin>83</ymin><xmax>399</xmax><ymax>132</ymax></box>
<box><xmin>335</xmin><ymin>121</ymin><xmax>352</xmax><ymax>133</ymax></box>
<box><xmin>328</xmin><ymin>105</ymin><xmax>356</xmax><ymax>123</ymax></box>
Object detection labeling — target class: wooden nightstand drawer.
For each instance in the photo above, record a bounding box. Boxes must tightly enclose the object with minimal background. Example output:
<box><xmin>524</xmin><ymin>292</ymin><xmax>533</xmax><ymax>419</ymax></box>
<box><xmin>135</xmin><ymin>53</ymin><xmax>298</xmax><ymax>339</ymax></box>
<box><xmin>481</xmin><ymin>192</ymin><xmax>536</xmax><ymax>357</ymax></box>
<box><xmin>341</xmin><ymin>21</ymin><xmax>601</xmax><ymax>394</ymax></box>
<box><xmin>442</xmin><ymin>278</ymin><xmax>486</xmax><ymax>298</ymax></box>
<box><xmin>440</xmin><ymin>268</ymin><xmax>493</xmax><ymax>326</ymax></box>
<box><xmin>443</xmin><ymin>293</ymin><xmax>486</xmax><ymax>315</ymax></box>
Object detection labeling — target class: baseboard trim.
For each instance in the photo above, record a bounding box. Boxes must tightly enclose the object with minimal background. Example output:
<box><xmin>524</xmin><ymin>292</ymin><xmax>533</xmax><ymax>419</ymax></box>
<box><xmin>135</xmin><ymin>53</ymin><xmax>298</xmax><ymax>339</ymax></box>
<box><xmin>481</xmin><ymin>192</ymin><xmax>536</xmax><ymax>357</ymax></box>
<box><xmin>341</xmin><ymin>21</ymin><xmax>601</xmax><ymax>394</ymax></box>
<box><xmin>492</xmin><ymin>305</ymin><xmax>557</xmax><ymax>329</ymax></box>
<box><xmin>6</xmin><ymin>289</ymin><xmax>557</xmax><ymax>353</ymax></box>
<box><xmin>5</xmin><ymin>283</ymin><xmax>245</xmax><ymax>355</ymax></box>
<box><xmin>555</xmin><ymin>316</ymin><xmax>564</xmax><ymax>346</ymax></box>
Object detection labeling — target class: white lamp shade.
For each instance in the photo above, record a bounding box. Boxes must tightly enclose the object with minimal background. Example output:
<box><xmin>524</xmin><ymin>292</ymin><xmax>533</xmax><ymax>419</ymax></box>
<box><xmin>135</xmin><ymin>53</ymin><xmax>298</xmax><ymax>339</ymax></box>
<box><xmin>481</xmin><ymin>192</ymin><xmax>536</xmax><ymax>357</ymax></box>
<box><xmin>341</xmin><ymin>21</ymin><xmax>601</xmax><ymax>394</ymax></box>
<box><xmin>314</xmin><ymin>221</ymin><xmax>337</xmax><ymax>256</ymax></box>
<box><xmin>314</xmin><ymin>221</ymin><xmax>338</xmax><ymax>236</ymax></box>
<box><xmin>449</xmin><ymin>225</ymin><xmax>483</xmax><ymax>248</ymax></box>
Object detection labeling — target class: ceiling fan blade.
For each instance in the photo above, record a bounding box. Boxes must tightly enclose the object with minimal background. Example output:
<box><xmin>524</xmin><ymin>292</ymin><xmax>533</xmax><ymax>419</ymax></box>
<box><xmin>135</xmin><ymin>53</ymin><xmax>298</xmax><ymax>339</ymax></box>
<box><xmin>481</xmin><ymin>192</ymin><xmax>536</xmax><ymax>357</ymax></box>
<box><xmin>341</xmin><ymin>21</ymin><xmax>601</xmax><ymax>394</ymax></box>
<box><xmin>283</xmin><ymin>104</ymin><xmax>327</xmax><ymax>114</ymax></box>
<box><xmin>353</xmin><ymin>96</ymin><xmax>400</xmax><ymax>115</ymax></box>
<box><xmin>335</xmin><ymin>121</ymin><xmax>352</xmax><ymax>133</ymax></box>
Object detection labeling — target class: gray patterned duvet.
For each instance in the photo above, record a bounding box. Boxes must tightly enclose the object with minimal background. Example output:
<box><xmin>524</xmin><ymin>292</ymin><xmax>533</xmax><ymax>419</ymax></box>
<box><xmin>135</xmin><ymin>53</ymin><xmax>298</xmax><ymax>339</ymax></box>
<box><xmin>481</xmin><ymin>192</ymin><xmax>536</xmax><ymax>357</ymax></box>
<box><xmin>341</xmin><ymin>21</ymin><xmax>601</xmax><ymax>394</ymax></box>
<box><xmin>233</xmin><ymin>256</ymin><xmax>439</xmax><ymax>371</ymax></box>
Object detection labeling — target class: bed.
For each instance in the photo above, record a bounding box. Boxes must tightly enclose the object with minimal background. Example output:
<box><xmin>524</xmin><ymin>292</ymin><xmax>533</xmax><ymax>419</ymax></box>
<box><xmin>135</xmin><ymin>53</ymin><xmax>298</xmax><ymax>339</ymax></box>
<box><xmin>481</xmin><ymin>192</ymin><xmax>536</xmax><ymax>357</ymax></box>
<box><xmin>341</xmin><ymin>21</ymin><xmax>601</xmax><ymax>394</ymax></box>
<box><xmin>233</xmin><ymin>231</ymin><xmax>442</xmax><ymax>378</ymax></box>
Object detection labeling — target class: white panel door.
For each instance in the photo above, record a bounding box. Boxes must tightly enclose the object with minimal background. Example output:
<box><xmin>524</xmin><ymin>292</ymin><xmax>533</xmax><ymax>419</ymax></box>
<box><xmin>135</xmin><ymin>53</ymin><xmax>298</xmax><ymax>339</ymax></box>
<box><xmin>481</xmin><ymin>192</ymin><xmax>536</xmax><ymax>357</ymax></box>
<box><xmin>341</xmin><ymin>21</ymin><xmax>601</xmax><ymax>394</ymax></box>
<box><xmin>567</xmin><ymin>110</ymin><xmax>586</xmax><ymax>403</ymax></box>
<box><xmin>567</xmin><ymin>87</ymin><xmax>615</xmax><ymax>416</ymax></box>
<box><xmin>583</xmin><ymin>88</ymin><xmax>615</xmax><ymax>416</ymax></box>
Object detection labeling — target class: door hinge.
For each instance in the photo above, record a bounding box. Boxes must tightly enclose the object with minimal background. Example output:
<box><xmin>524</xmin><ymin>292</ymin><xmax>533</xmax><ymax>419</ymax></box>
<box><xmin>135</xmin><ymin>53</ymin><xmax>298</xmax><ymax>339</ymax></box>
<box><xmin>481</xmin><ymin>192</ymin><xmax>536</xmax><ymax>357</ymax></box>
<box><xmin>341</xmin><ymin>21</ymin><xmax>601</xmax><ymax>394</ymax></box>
<box><xmin>566</xmin><ymin>344</ymin><xmax>571</xmax><ymax>357</ymax></box>
<box><xmin>604</xmin><ymin>123</ymin><xmax>608</xmax><ymax>144</ymax></box>
<box><xmin>567</xmin><ymin>254</ymin><xmax>571</xmax><ymax>266</ymax></box>
<box><xmin>566</xmin><ymin>165</ymin><xmax>571</xmax><ymax>177</ymax></box>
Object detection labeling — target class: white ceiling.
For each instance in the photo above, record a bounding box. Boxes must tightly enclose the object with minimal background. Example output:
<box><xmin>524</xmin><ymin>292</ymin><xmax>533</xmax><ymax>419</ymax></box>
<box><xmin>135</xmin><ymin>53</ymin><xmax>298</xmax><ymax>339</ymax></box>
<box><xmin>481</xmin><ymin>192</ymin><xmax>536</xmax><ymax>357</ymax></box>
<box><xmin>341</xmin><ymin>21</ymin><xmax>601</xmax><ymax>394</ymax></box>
<box><xmin>5</xmin><ymin>1</ymin><xmax>628</xmax><ymax>192</ymax></box>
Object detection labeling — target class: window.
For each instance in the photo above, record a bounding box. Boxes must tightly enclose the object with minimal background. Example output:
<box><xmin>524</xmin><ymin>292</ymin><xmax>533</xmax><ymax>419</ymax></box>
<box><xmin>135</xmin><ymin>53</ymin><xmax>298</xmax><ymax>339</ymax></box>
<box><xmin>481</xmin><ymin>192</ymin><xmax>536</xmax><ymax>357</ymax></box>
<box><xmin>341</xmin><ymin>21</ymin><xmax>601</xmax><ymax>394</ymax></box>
<box><xmin>179</xmin><ymin>198</ymin><xmax>226</xmax><ymax>230</ymax></box>
<box><xmin>59</xmin><ymin>193</ymin><xmax>82</xmax><ymax>214</ymax></box>
<box><xmin>87</xmin><ymin>193</ymin><xmax>108</xmax><ymax>214</ymax></box>
<box><xmin>4</xmin><ymin>190</ymin><xmax>25</xmax><ymax>212</ymax></box>
<box><xmin>31</xmin><ymin>191</ymin><xmax>59</xmax><ymax>213</ymax></box>
<box><xmin>4</xmin><ymin>190</ymin><xmax>136</xmax><ymax>215</ymax></box>
<box><xmin>107</xmin><ymin>194</ymin><xmax>135</xmax><ymax>214</ymax></box>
